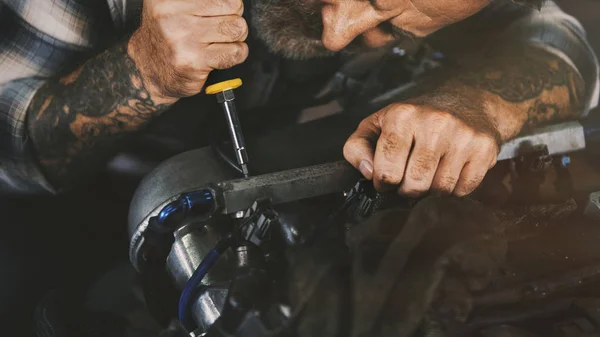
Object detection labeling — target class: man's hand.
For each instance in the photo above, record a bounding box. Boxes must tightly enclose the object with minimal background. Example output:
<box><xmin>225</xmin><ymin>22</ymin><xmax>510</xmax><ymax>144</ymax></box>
<box><xmin>344</xmin><ymin>45</ymin><xmax>587</xmax><ymax>198</ymax></box>
<box><xmin>129</xmin><ymin>0</ymin><xmax>249</xmax><ymax>102</ymax></box>
<box><xmin>344</xmin><ymin>102</ymin><xmax>499</xmax><ymax>197</ymax></box>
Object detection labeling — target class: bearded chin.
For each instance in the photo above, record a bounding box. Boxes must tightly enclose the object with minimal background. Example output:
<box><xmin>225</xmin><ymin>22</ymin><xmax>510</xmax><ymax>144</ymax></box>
<box><xmin>251</xmin><ymin>0</ymin><xmax>335</xmax><ymax>60</ymax></box>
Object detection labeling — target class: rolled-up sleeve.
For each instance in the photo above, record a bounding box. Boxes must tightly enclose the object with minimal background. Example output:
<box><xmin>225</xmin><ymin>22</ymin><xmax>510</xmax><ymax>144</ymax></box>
<box><xmin>430</xmin><ymin>1</ymin><xmax>599</xmax><ymax>115</ymax></box>
<box><xmin>0</xmin><ymin>77</ymin><xmax>49</xmax><ymax>194</ymax></box>
<box><xmin>501</xmin><ymin>1</ymin><xmax>600</xmax><ymax>114</ymax></box>
<box><xmin>0</xmin><ymin>0</ymin><xmax>108</xmax><ymax>195</ymax></box>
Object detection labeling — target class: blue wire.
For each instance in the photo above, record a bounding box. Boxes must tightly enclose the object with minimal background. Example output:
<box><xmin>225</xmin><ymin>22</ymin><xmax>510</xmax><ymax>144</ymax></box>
<box><xmin>178</xmin><ymin>248</ymin><xmax>222</xmax><ymax>330</ymax></box>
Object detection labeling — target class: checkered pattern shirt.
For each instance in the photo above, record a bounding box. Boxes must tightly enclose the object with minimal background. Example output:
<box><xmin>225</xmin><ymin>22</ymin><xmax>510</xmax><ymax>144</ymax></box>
<box><xmin>0</xmin><ymin>0</ymin><xmax>598</xmax><ymax>195</ymax></box>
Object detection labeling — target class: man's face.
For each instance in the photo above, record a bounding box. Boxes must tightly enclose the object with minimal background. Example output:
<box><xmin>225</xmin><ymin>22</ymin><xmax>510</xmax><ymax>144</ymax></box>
<box><xmin>251</xmin><ymin>0</ymin><xmax>491</xmax><ymax>59</ymax></box>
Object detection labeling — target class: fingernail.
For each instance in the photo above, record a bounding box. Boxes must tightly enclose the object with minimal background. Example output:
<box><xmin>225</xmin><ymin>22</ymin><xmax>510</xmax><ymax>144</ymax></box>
<box><xmin>358</xmin><ymin>160</ymin><xmax>373</xmax><ymax>179</ymax></box>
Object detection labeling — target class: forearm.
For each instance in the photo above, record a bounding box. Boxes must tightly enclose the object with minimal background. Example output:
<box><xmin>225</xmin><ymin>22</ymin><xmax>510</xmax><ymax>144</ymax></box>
<box><xmin>455</xmin><ymin>45</ymin><xmax>586</xmax><ymax>141</ymax></box>
<box><xmin>27</xmin><ymin>40</ymin><xmax>173</xmax><ymax>189</ymax></box>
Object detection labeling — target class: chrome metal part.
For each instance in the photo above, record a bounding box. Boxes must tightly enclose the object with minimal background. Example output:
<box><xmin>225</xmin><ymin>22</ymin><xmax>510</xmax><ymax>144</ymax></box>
<box><xmin>217</xmin><ymin>89</ymin><xmax>249</xmax><ymax>177</ymax></box>
<box><xmin>191</xmin><ymin>284</ymin><xmax>229</xmax><ymax>332</ymax></box>
<box><xmin>497</xmin><ymin>121</ymin><xmax>586</xmax><ymax>161</ymax></box>
<box><xmin>128</xmin><ymin>148</ymin><xmax>234</xmax><ymax>271</ymax></box>
<box><xmin>166</xmin><ymin>223</ymin><xmax>232</xmax><ymax>290</ymax></box>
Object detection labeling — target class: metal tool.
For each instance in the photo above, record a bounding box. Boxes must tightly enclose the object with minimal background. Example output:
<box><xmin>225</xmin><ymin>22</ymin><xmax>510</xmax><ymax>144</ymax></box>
<box><xmin>212</xmin><ymin>160</ymin><xmax>361</xmax><ymax>215</ymax></box>
<box><xmin>206</xmin><ymin>78</ymin><xmax>250</xmax><ymax>177</ymax></box>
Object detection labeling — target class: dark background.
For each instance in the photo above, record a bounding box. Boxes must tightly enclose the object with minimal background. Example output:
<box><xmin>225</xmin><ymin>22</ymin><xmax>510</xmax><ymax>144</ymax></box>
<box><xmin>558</xmin><ymin>0</ymin><xmax>600</xmax><ymax>53</ymax></box>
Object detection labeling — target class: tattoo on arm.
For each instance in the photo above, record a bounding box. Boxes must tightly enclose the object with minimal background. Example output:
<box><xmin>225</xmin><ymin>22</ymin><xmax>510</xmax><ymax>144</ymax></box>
<box><xmin>458</xmin><ymin>46</ymin><xmax>585</xmax><ymax>133</ymax></box>
<box><xmin>27</xmin><ymin>41</ymin><xmax>170</xmax><ymax>189</ymax></box>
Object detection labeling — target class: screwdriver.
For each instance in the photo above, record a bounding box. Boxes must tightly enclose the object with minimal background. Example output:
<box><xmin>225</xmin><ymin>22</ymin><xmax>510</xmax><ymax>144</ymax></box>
<box><xmin>205</xmin><ymin>78</ymin><xmax>250</xmax><ymax>177</ymax></box>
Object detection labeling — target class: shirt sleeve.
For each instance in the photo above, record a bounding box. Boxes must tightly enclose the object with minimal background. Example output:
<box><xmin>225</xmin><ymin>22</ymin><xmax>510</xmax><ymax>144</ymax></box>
<box><xmin>0</xmin><ymin>1</ymin><xmax>113</xmax><ymax>195</ymax></box>
<box><xmin>429</xmin><ymin>1</ymin><xmax>599</xmax><ymax>115</ymax></box>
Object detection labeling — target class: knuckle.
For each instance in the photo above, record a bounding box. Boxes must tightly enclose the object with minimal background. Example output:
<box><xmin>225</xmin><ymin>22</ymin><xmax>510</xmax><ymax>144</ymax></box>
<box><xmin>235</xmin><ymin>42</ymin><xmax>249</xmax><ymax>62</ymax></box>
<box><xmin>454</xmin><ymin>188</ymin><xmax>470</xmax><ymax>197</ymax></box>
<box><xmin>379</xmin><ymin>132</ymin><xmax>405</xmax><ymax>161</ymax></box>
<box><xmin>473</xmin><ymin>136</ymin><xmax>498</xmax><ymax>157</ymax></box>
<box><xmin>219</xmin><ymin>17</ymin><xmax>248</xmax><ymax>41</ymax></box>
<box><xmin>358</xmin><ymin>116</ymin><xmax>376</xmax><ymax>130</ymax></box>
<box><xmin>216</xmin><ymin>43</ymin><xmax>248</xmax><ymax>68</ymax></box>
<box><xmin>234</xmin><ymin>0</ymin><xmax>245</xmax><ymax>15</ymax></box>
<box><xmin>433</xmin><ymin>175</ymin><xmax>457</xmax><ymax>193</ymax></box>
<box><xmin>378</xmin><ymin>172</ymin><xmax>402</xmax><ymax>186</ymax></box>
<box><xmin>428</xmin><ymin>110</ymin><xmax>454</xmax><ymax>125</ymax></box>
<box><xmin>392</xmin><ymin>103</ymin><xmax>418</xmax><ymax>115</ymax></box>
<box><xmin>218</xmin><ymin>0</ymin><xmax>243</xmax><ymax>13</ymax></box>
<box><xmin>455</xmin><ymin>174</ymin><xmax>485</xmax><ymax>196</ymax></box>
<box><xmin>387</xmin><ymin>104</ymin><xmax>417</xmax><ymax>123</ymax></box>
<box><xmin>451</xmin><ymin>128</ymin><xmax>477</xmax><ymax>151</ymax></box>
<box><xmin>343</xmin><ymin>139</ymin><xmax>359</xmax><ymax>160</ymax></box>
<box><xmin>342</xmin><ymin>142</ymin><xmax>353</xmax><ymax>161</ymax></box>
<box><xmin>482</xmin><ymin>136</ymin><xmax>499</xmax><ymax>151</ymax></box>
<box><xmin>407</xmin><ymin>152</ymin><xmax>436</xmax><ymax>180</ymax></box>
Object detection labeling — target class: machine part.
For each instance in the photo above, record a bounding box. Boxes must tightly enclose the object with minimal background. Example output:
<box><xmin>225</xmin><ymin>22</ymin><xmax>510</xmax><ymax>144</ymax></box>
<box><xmin>212</xmin><ymin>140</ymin><xmax>245</xmax><ymax>176</ymax></box>
<box><xmin>239</xmin><ymin>200</ymin><xmax>278</xmax><ymax>246</ymax></box>
<box><xmin>584</xmin><ymin>191</ymin><xmax>600</xmax><ymax>220</ymax></box>
<box><xmin>211</xmin><ymin>160</ymin><xmax>361</xmax><ymax>215</ymax></box>
<box><xmin>510</xmin><ymin>145</ymin><xmax>553</xmax><ymax>204</ymax></box>
<box><xmin>178</xmin><ymin>239</ymin><xmax>231</xmax><ymax>330</ymax></box>
<box><xmin>343</xmin><ymin>180</ymin><xmax>388</xmax><ymax>224</ymax></box>
<box><xmin>175</xmin><ymin>198</ymin><xmax>282</xmax><ymax>333</ymax></box>
<box><xmin>208</xmin><ymin>244</ymin><xmax>270</xmax><ymax>336</ymax></box>
<box><xmin>497</xmin><ymin>121</ymin><xmax>586</xmax><ymax>161</ymax></box>
<box><xmin>130</xmin><ymin>120</ymin><xmax>584</xmax><ymax>271</ymax></box>
<box><xmin>131</xmin><ymin>159</ymin><xmax>359</xmax><ymax>273</ymax></box>
<box><xmin>166</xmin><ymin>223</ymin><xmax>232</xmax><ymax>290</ymax></box>
<box><xmin>207</xmin><ymin>78</ymin><xmax>249</xmax><ymax>177</ymax></box>
<box><xmin>129</xmin><ymin>148</ymin><xmax>235</xmax><ymax>272</ymax></box>
<box><xmin>191</xmin><ymin>284</ymin><xmax>230</xmax><ymax>333</ymax></box>
<box><xmin>157</xmin><ymin>190</ymin><xmax>215</xmax><ymax>226</ymax></box>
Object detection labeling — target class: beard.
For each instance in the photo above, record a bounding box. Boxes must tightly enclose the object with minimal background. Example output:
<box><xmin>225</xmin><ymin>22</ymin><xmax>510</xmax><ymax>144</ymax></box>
<box><xmin>250</xmin><ymin>0</ymin><xmax>418</xmax><ymax>60</ymax></box>
<box><xmin>251</xmin><ymin>0</ymin><xmax>334</xmax><ymax>60</ymax></box>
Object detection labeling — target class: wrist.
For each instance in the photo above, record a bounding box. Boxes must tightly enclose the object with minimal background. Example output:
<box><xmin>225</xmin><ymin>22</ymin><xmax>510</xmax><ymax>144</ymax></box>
<box><xmin>127</xmin><ymin>31</ymin><xmax>179</xmax><ymax>106</ymax></box>
<box><xmin>479</xmin><ymin>93</ymin><xmax>528</xmax><ymax>142</ymax></box>
<box><xmin>408</xmin><ymin>82</ymin><xmax>504</xmax><ymax>146</ymax></box>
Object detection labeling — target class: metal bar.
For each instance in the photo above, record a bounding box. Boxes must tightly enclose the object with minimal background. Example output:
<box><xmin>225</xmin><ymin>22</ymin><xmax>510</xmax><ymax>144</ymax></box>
<box><xmin>215</xmin><ymin>161</ymin><xmax>361</xmax><ymax>214</ymax></box>
<box><xmin>497</xmin><ymin>121</ymin><xmax>586</xmax><ymax>161</ymax></box>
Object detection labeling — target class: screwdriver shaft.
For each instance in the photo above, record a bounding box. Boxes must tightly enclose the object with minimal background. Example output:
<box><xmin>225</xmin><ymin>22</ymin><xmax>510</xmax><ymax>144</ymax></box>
<box><xmin>218</xmin><ymin>91</ymin><xmax>249</xmax><ymax>177</ymax></box>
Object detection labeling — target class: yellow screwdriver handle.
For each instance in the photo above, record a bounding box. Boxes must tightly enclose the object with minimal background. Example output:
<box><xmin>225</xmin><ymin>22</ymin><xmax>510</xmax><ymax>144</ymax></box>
<box><xmin>205</xmin><ymin>78</ymin><xmax>243</xmax><ymax>95</ymax></box>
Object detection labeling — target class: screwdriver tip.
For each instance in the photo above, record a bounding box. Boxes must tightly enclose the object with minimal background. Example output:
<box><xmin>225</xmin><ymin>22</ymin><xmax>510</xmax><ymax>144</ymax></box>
<box><xmin>241</xmin><ymin>164</ymin><xmax>249</xmax><ymax>178</ymax></box>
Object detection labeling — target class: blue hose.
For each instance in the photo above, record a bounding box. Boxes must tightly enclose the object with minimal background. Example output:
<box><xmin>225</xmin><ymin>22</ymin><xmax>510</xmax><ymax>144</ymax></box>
<box><xmin>178</xmin><ymin>248</ymin><xmax>223</xmax><ymax>330</ymax></box>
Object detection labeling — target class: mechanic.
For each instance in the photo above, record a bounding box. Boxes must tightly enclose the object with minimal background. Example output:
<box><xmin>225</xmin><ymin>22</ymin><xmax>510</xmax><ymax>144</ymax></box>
<box><xmin>0</xmin><ymin>0</ymin><xmax>597</xmax><ymax>198</ymax></box>
<box><xmin>0</xmin><ymin>0</ymin><xmax>598</xmax><ymax>333</ymax></box>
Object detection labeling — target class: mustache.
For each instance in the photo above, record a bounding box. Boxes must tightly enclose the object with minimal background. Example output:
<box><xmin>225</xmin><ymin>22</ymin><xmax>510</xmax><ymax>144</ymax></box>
<box><xmin>251</xmin><ymin>0</ymin><xmax>333</xmax><ymax>60</ymax></box>
<box><xmin>250</xmin><ymin>0</ymin><xmax>420</xmax><ymax>60</ymax></box>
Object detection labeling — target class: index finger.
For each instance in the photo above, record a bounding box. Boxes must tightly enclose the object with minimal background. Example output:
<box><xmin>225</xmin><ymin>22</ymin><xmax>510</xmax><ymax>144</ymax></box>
<box><xmin>343</xmin><ymin>113</ymin><xmax>381</xmax><ymax>180</ymax></box>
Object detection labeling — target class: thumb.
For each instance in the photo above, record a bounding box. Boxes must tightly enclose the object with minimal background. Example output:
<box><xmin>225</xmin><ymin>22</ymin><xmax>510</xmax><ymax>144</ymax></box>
<box><xmin>343</xmin><ymin>114</ymin><xmax>381</xmax><ymax>180</ymax></box>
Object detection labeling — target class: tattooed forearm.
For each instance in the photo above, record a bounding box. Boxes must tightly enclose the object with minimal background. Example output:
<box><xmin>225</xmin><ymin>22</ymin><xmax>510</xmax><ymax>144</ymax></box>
<box><xmin>27</xmin><ymin>41</ymin><xmax>171</xmax><ymax>189</ymax></box>
<box><xmin>457</xmin><ymin>46</ymin><xmax>585</xmax><ymax>137</ymax></box>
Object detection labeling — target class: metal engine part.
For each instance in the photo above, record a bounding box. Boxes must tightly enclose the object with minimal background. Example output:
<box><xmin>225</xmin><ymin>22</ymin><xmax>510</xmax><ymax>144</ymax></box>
<box><xmin>167</xmin><ymin>223</ymin><xmax>233</xmax><ymax>330</ymax></box>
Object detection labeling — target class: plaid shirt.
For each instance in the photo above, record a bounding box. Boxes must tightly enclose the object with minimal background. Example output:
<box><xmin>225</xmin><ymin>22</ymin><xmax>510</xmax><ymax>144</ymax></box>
<box><xmin>0</xmin><ymin>0</ymin><xmax>598</xmax><ymax>195</ymax></box>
